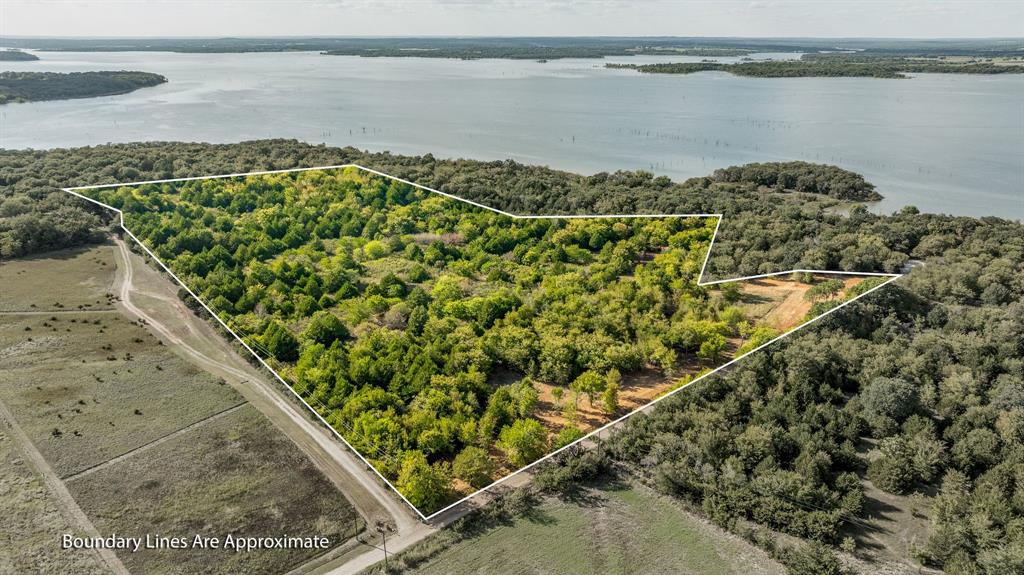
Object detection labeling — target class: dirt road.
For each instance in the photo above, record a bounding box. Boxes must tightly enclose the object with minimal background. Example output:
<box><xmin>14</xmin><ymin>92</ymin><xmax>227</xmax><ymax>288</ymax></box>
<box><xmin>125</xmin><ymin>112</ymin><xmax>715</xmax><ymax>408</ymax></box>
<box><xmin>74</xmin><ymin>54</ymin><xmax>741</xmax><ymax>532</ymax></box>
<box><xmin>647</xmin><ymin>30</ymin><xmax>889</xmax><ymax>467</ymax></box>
<box><xmin>110</xmin><ymin>238</ymin><xmax>435</xmax><ymax>571</ymax></box>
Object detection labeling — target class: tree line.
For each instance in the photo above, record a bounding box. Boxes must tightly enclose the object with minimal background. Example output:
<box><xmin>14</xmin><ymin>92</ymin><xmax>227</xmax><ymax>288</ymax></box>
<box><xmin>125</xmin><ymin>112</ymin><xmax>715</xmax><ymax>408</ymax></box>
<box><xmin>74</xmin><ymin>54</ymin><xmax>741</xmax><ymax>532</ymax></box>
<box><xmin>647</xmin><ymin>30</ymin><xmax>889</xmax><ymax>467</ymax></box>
<box><xmin>607</xmin><ymin>54</ymin><xmax>1024</xmax><ymax>78</ymax></box>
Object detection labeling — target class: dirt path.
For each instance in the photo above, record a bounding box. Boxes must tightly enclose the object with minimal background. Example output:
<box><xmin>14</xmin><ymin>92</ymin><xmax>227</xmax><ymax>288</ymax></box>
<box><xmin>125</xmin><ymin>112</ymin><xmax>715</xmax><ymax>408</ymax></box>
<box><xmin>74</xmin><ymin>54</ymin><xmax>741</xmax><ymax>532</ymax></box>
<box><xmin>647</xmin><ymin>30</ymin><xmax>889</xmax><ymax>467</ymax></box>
<box><xmin>110</xmin><ymin>238</ymin><xmax>437</xmax><ymax>572</ymax></box>
<box><xmin>0</xmin><ymin>397</ymin><xmax>129</xmax><ymax>575</ymax></box>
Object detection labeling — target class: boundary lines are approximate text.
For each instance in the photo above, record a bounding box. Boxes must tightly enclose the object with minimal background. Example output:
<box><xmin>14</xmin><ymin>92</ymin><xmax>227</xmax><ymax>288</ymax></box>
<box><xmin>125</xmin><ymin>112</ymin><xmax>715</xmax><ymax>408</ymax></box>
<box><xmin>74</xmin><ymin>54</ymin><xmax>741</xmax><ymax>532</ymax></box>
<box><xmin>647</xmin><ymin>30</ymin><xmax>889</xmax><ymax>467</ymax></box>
<box><xmin>63</xmin><ymin>164</ymin><xmax>902</xmax><ymax>522</ymax></box>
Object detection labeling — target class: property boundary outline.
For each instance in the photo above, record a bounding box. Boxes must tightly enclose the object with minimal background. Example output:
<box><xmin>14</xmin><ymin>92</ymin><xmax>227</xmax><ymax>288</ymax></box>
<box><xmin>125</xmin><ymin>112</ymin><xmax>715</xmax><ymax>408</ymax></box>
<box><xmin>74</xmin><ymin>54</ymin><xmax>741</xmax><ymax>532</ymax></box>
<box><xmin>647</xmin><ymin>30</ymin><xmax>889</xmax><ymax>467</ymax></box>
<box><xmin>63</xmin><ymin>163</ymin><xmax>903</xmax><ymax>522</ymax></box>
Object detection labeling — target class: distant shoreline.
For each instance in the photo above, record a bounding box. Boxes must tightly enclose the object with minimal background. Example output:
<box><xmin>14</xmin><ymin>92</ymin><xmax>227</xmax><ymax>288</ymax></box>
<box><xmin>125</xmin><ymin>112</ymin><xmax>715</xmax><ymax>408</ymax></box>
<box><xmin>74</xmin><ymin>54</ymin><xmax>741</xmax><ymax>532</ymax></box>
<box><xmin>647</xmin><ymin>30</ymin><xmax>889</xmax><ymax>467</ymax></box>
<box><xmin>0</xmin><ymin>71</ymin><xmax>167</xmax><ymax>105</ymax></box>
<box><xmin>607</xmin><ymin>54</ymin><xmax>1024</xmax><ymax>78</ymax></box>
<box><xmin>0</xmin><ymin>49</ymin><xmax>39</xmax><ymax>61</ymax></box>
<box><xmin>2</xmin><ymin>36</ymin><xmax>1021</xmax><ymax>59</ymax></box>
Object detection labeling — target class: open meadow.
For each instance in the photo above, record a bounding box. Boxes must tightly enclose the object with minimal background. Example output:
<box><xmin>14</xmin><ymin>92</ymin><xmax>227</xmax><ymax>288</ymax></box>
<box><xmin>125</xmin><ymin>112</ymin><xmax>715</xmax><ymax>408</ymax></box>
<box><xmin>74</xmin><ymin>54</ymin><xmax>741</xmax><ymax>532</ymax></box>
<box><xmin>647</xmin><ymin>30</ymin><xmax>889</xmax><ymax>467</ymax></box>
<box><xmin>67</xmin><ymin>404</ymin><xmax>363</xmax><ymax>575</ymax></box>
<box><xmin>364</xmin><ymin>480</ymin><xmax>784</xmax><ymax>575</ymax></box>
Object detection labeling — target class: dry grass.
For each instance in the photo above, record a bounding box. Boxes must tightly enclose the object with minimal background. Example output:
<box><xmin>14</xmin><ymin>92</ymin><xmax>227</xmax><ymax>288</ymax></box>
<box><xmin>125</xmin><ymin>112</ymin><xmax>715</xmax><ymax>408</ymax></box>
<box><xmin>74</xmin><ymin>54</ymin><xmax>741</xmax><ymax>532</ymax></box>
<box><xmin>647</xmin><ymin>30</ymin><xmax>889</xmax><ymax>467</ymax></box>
<box><xmin>737</xmin><ymin>274</ymin><xmax>864</xmax><ymax>331</ymax></box>
<box><xmin>0</xmin><ymin>312</ymin><xmax>242</xmax><ymax>478</ymax></box>
<box><xmin>0</xmin><ymin>244</ymin><xmax>118</xmax><ymax>312</ymax></box>
<box><xmin>0</xmin><ymin>429</ymin><xmax>107</xmax><ymax>574</ymax></box>
<box><xmin>66</xmin><ymin>405</ymin><xmax>363</xmax><ymax>575</ymax></box>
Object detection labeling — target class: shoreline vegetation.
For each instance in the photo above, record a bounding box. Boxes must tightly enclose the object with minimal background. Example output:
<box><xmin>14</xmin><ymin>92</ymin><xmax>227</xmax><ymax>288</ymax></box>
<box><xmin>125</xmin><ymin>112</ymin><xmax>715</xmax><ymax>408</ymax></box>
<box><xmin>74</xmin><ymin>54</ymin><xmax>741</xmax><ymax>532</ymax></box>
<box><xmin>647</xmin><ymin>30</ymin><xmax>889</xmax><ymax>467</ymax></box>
<box><xmin>607</xmin><ymin>53</ymin><xmax>1024</xmax><ymax>78</ymax></box>
<box><xmin>0</xmin><ymin>49</ymin><xmax>39</xmax><ymax>61</ymax></box>
<box><xmin>0</xmin><ymin>70</ymin><xmax>167</xmax><ymax>104</ymax></box>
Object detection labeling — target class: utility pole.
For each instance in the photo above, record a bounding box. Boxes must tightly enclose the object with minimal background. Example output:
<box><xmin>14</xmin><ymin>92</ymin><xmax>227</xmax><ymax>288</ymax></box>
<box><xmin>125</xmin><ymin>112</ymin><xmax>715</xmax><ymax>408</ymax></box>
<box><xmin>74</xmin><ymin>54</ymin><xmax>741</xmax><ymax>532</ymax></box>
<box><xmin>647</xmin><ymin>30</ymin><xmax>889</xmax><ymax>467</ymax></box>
<box><xmin>375</xmin><ymin>519</ymin><xmax>390</xmax><ymax>571</ymax></box>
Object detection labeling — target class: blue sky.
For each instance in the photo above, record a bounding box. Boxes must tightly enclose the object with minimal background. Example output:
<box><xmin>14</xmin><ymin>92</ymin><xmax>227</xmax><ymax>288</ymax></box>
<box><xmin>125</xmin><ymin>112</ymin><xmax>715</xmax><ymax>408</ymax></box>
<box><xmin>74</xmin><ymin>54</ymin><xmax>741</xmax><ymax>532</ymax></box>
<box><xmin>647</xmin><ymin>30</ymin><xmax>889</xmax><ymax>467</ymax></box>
<box><xmin>3</xmin><ymin>1</ymin><xmax>1022</xmax><ymax>38</ymax></box>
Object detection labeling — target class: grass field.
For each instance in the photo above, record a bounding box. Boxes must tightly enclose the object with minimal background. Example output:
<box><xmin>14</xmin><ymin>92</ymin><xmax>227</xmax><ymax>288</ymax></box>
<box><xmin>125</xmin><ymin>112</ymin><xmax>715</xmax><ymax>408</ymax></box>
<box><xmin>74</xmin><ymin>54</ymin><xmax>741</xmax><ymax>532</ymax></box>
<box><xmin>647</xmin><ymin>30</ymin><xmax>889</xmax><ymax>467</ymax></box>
<box><xmin>0</xmin><ymin>243</ymin><xmax>365</xmax><ymax>574</ymax></box>
<box><xmin>0</xmin><ymin>429</ymin><xmax>107</xmax><ymax>574</ymax></box>
<box><xmin>0</xmin><ymin>311</ymin><xmax>243</xmax><ymax>477</ymax></box>
<box><xmin>376</xmin><ymin>481</ymin><xmax>783</xmax><ymax>575</ymax></box>
<box><xmin>66</xmin><ymin>404</ymin><xmax>363</xmax><ymax>575</ymax></box>
<box><xmin>0</xmin><ymin>245</ymin><xmax>118</xmax><ymax>312</ymax></box>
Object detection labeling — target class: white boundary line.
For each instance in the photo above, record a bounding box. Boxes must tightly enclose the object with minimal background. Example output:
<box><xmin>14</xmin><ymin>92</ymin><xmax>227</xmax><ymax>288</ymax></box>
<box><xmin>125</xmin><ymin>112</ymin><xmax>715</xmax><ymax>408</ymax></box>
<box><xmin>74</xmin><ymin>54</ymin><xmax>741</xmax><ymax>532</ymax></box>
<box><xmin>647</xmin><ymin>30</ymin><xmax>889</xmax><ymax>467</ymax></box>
<box><xmin>63</xmin><ymin>163</ymin><xmax>902</xmax><ymax>522</ymax></box>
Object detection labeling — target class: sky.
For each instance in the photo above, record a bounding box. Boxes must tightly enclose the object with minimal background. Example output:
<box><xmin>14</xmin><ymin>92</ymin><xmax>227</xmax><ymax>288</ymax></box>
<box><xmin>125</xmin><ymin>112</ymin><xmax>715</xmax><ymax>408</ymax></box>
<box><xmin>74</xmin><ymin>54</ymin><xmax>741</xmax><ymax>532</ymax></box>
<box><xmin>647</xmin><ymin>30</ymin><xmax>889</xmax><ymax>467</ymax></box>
<box><xmin>2</xmin><ymin>0</ymin><xmax>1022</xmax><ymax>38</ymax></box>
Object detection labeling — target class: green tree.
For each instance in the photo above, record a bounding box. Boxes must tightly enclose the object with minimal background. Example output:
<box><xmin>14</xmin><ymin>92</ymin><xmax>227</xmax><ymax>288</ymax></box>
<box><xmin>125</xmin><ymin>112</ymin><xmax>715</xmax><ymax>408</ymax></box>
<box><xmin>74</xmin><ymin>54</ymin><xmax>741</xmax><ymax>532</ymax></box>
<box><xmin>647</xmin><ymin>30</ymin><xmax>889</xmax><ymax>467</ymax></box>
<box><xmin>698</xmin><ymin>333</ymin><xmax>727</xmax><ymax>361</ymax></box>
<box><xmin>868</xmin><ymin>435</ymin><xmax>916</xmax><ymax>494</ymax></box>
<box><xmin>784</xmin><ymin>542</ymin><xmax>851</xmax><ymax>575</ymax></box>
<box><xmin>452</xmin><ymin>446</ymin><xmax>495</xmax><ymax>489</ymax></box>
<box><xmin>803</xmin><ymin>279</ymin><xmax>845</xmax><ymax>302</ymax></box>
<box><xmin>571</xmin><ymin>370</ymin><xmax>605</xmax><ymax>407</ymax></box>
<box><xmin>862</xmin><ymin>377</ymin><xmax>919</xmax><ymax>434</ymax></box>
<box><xmin>262</xmin><ymin>321</ymin><xmax>299</xmax><ymax>362</ymax></box>
<box><xmin>396</xmin><ymin>451</ymin><xmax>451</xmax><ymax>512</ymax></box>
<box><xmin>553</xmin><ymin>425</ymin><xmax>585</xmax><ymax>449</ymax></box>
<box><xmin>602</xmin><ymin>381</ymin><xmax>619</xmax><ymax>414</ymax></box>
<box><xmin>551</xmin><ymin>386</ymin><xmax>564</xmax><ymax>405</ymax></box>
<box><xmin>406</xmin><ymin>305</ymin><xmax>429</xmax><ymax>336</ymax></box>
<box><xmin>497</xmin><ymin>419</ymin><xmax>549</xmax><ymax>467</ymax></box>
<box><xmin>302</xmin><ymin>310</ymin><xmax>349</xmax><ymax>346</ymax></box>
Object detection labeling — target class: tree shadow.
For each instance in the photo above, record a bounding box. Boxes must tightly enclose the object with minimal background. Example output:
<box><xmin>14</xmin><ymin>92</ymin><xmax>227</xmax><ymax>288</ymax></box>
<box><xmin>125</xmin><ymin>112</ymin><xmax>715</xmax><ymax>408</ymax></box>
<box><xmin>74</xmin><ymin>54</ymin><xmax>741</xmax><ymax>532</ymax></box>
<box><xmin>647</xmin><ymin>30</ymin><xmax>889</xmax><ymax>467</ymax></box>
<box><xmin>2</xmin><ymin>241</ymin><xmax>115</xmax><ymax>264</ymax></box>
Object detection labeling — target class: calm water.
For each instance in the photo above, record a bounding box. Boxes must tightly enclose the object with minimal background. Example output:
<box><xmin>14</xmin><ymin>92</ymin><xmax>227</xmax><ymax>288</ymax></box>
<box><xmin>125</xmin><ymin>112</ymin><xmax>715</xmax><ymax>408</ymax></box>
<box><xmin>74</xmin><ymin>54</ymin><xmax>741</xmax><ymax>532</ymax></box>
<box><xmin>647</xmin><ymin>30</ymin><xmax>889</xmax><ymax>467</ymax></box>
<box><xmin>1</xmin><ymin>51</ymin><xmax>1021</xmax><ymax>219</ymax></box>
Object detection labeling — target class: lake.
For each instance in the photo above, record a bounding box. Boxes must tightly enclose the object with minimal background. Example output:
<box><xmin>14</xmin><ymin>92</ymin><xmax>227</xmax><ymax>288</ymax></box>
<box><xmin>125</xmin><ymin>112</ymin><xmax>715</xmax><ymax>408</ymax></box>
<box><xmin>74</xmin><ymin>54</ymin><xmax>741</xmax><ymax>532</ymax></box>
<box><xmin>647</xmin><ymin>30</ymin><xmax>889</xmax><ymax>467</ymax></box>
<box><xmin>1</xmin><ymin>51</ymin><xmax>1021</xmax><ymax>219</ymax></box>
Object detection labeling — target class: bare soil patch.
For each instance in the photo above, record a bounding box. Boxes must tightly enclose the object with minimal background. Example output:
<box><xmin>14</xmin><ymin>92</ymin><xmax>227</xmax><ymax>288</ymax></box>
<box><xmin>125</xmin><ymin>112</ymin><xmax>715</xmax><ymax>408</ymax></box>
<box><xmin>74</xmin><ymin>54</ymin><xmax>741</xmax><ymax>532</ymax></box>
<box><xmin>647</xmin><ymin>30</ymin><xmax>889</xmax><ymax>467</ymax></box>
<box><xmin>738</xmin><ymin>274</ymin><xmax>864</xmax><ymax>331</ymax></box>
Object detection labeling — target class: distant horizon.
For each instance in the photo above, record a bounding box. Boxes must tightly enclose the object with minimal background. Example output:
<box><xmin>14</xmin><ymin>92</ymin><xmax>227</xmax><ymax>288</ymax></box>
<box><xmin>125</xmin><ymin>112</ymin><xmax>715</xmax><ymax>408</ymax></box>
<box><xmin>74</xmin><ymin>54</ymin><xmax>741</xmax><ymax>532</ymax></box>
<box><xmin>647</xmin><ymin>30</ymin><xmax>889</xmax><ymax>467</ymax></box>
<box><xmin>3</xmin><ymin>1</ymin><xmax>1021</xmax><ymax>39</ymax></box>
<box><xmin>3</xmin><ymin>35</ymin><xmax>1022</xmax><ymax>41</ymax></box>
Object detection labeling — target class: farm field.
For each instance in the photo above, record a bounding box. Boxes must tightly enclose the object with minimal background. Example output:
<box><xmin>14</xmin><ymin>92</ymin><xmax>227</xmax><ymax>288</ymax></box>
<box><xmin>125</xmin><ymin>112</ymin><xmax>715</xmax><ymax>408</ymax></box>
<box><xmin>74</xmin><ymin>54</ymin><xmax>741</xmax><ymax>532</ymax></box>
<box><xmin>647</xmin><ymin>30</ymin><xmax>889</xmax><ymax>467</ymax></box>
<box><xmin>0</xmin><ymin>243</ymin><xmax>365</xmax><ymax>574</ymax></box>
<box><xmin>364</xmin><ymin>480</ymin><xmax>784</xmax><ymax>575</ymax></box>
<box><xmin>79</xmin><ymin>167</ymin><xmax>888</xmax><ymax>516</ymax></box>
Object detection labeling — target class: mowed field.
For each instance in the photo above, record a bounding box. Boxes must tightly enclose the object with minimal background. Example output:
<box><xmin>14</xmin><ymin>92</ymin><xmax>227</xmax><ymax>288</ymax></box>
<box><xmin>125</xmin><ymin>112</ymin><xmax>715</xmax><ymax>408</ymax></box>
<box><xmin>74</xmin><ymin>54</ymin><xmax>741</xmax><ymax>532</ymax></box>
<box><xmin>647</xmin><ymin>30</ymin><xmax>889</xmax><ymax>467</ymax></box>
<box><xmin>374</xmin><ymin>481</ymin><xmax>784</xmax><ymax>575</ymax></box>
<box><xmin>0</xmin><ymin>244</ymin><xmax>363</xmax><ymax>574</ymax></box>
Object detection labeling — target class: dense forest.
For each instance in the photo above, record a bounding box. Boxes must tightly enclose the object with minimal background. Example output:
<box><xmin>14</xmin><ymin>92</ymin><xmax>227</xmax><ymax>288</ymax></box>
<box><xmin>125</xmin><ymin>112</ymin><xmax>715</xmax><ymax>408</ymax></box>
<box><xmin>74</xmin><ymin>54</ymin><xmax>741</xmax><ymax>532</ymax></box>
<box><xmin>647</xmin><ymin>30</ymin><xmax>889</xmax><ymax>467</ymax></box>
<box><xmin>85</xmin><ymin>170</ymin><xmax>787</xmax><ymax>513</ymax></box>
<box><xmin>608</xmin><ymin>54</ymin><xmax>1024</xmax><ymax>78</ymax></box>
<box><xmin>0</xmin><ymin>49</ymin><xmax>39</xmax><ymax>61</ymax></box>
<box><xmin>0</xmin><ymin>71</ymin><xmax>166</xmax><ymax>104</ymax></box>
<box><xmin>0</xmin><ymin>141</ymin><xmax>1020</xmax><ymax>572</ymax></box>
<box><xmin>711</xmin><ymin>163</ymin><xmax>881</xmax><ymax>201</ymax></box>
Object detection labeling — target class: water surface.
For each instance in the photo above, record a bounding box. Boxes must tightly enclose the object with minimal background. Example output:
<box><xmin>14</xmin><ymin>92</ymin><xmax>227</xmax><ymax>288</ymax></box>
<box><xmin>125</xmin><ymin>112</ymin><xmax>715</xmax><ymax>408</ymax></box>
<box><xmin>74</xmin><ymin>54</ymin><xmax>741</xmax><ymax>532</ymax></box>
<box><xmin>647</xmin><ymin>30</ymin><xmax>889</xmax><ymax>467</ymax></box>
<box><xmin>1</xmin><ymin>51</ymin><xmax>1021</xmax><ymax>218</ymax></box>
